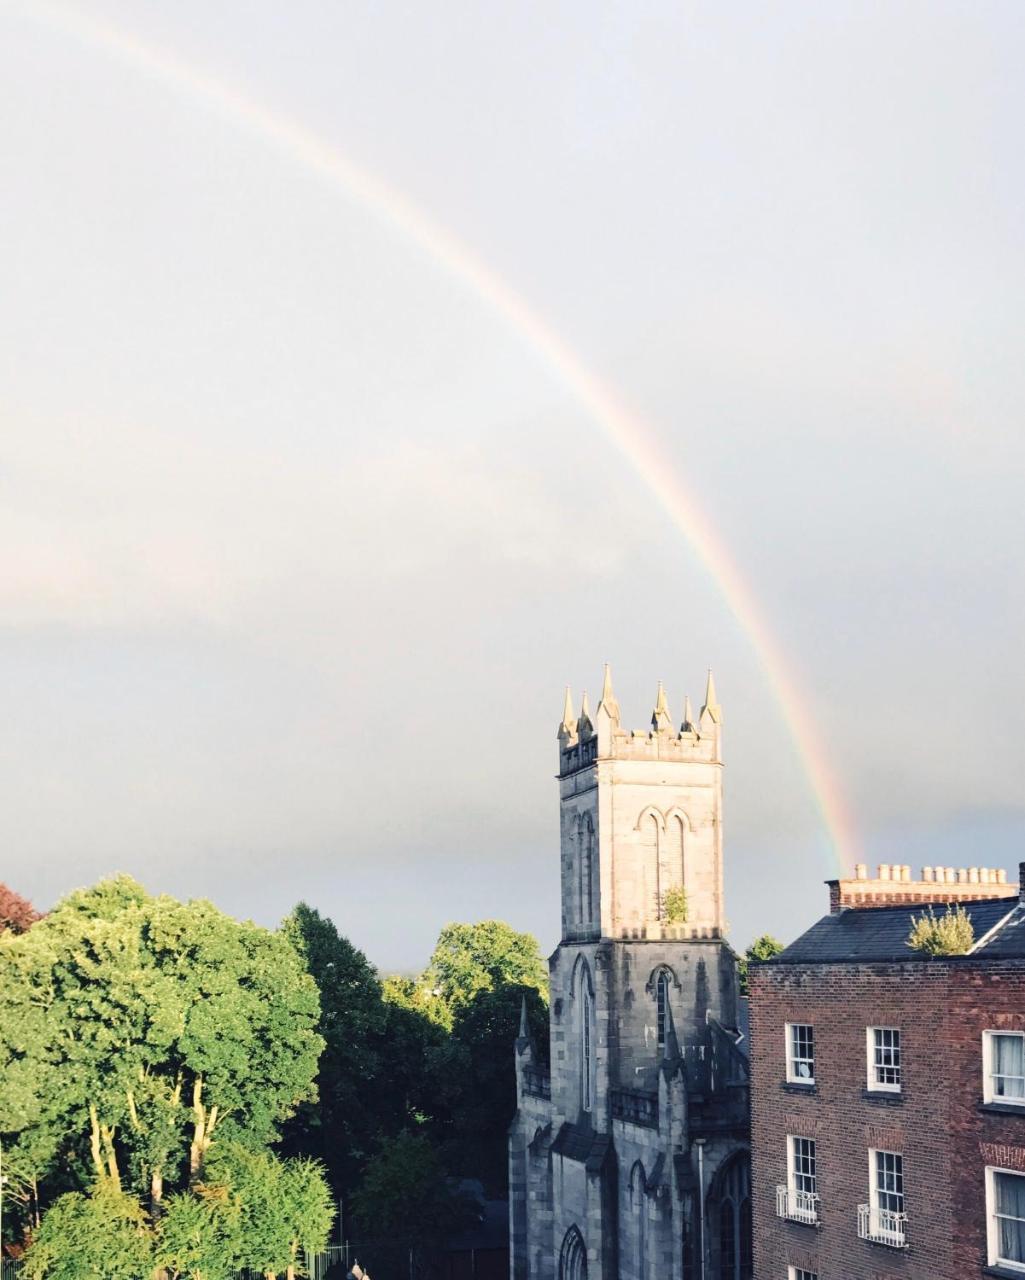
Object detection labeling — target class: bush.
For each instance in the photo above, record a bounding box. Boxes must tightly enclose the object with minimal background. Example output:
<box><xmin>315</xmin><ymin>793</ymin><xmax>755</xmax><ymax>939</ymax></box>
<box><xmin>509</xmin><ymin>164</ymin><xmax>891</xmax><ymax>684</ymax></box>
<box><xmin>23</xmin><ymin>1186</ymin><xmax>154</xmax><ymax>1280</ymax></box>
<box><xmin>907</xmin><ymin>904</ymin><xmax>975</xmax><ymax>956</ymax></box>
<box><xmin>661</xmin><ymin>886</ymin><xmax>688</xmax><ymax>925</ymax></box>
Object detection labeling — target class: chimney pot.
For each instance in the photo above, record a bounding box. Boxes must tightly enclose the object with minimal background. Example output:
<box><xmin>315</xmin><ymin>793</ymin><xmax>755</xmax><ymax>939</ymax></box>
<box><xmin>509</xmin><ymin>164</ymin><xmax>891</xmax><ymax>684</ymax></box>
<box><xmin>998</xmin><ymin>869</ymin><xmax>1008</xmax><ymax>884</ymax></box>
<box><xmin>901</xmin><ymin>865</ymin><xmax>912</xmax><ymax>882</ymax></box>
<box><xmin>855</xmin><ymin>863</ymin><xmax>867</xmax><ymax>881</ymax></box>
<box><xmin>923</xmin><ymin>866</ymin><xmax>935</xmax><ymax>882</ymax></box>
<box><xmin>969</xmin><ymin>867</ymin><xmax>979</xmax><ymax>883</ymax></box>
<box><xmin>1019</xmin><ymin>863</ymin><xmax>1025</xmax><ymax>904</ymax></box>
<box><xmin>879</xmin><ymin>863</ymin><xmax>891</xmax><ymax>881</ymax></box>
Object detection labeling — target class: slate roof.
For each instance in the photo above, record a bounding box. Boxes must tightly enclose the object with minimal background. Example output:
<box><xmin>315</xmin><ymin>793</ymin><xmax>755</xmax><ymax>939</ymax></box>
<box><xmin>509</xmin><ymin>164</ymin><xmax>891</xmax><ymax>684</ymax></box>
<box><xmin>551</xmin><ymin>1122</ymin><xmax>612</xmax><ymax>1173</ymax></box>
<box><xmin>769</xmin><ymin>897</ymin><xmax>1024</xmax><ymax>965</ymax></box>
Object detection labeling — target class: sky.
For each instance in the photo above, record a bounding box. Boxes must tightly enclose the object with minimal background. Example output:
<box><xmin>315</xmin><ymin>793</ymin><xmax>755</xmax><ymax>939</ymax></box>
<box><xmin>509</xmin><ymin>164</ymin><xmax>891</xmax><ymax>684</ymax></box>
<box><xmin>2</xmin><ymin>0</ymin><xmax>1024</xmax><ymax>972</ymax></box>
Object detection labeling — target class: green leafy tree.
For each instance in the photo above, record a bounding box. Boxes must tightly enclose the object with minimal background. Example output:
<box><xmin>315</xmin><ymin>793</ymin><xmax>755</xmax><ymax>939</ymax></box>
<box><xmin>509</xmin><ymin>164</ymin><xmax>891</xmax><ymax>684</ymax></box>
<box><xmin>437</xmin><ymin>984</ymin><xmax>549</xmax><ymax>1191</ymax></box>
<box><xmin>349</xmin><ymin>1133</ymin><xmax>473</xmax><ymax>1258</ymax></box>
<box><xmin>907</xmin><ymin>904</ymin><xmax>975</xmax><ymax>956</ymax></box>
<box><xmin>279</xmin><ymin>905</ymin><xmax>386</xmax><ymax>1194</ymax></box>
<box><xmin>0</xmin><ymin>876</ymin><xmax>323</xmax><ymax>1234</ymax></box>
<box><xmin>208</xmin><ymin>1144</ymin><xmax>333</xmax><ymax>1280</ymax></box>
<box><xmin>22</xmin><ymin>1185</ymin><xmax>154</xmax><ymax>1280</ymax></box>
<box><xmin>155</xmin><ymin>1186</ymin><xmax>241</xmax><ymax>1280</ymax></box>
<box><xmin>738</xmin><ymin>934</ymin><xmax>784</xmax><ymax>995</ymax></box>
<box><xmin>425</xmin><ymin>921</ymin><xmax>548</xmax><ymax>1021</ymax></box>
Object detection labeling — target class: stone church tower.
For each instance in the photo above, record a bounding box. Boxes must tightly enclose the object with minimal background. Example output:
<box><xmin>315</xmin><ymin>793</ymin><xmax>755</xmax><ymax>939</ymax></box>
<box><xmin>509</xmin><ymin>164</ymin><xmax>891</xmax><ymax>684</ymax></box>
<box><xmin>509</xmin><ymin>667</ymin><xmax>750</xmax><ymax>1280</ymax></box>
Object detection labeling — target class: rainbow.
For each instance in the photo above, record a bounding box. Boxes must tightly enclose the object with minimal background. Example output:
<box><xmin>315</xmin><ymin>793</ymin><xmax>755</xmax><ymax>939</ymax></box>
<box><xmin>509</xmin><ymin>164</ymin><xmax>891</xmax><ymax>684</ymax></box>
<box><xmin>8</xmin><ymin>0</ymin><xmax>855</xmax><ymax>869</ymax></box>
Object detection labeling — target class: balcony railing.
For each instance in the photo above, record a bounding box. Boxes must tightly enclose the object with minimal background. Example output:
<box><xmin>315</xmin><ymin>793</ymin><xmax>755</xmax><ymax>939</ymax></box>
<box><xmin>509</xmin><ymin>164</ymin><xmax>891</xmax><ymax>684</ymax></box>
<box><xmin>610</xmin><ymin>1086</ymin><xmax>659</xmax><ymax>1128</ymax></box>
<box><xmin>776</xmin><ymin>1185</ymin><xmax>820</xmax><ymax>1225</ymax></box>
<box><xmin>857</xmin><ymin>1204</ymin><xmax>907</xmax><ymax>1247</ymax></box>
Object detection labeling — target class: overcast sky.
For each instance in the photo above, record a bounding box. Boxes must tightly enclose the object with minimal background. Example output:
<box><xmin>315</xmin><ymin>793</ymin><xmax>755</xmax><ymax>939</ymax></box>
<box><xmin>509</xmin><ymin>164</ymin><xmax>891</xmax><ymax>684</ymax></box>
<box><xmin>2</xmin><ymin>0</ymin><xmax>1023</xmax><ymax>971</ymax></box>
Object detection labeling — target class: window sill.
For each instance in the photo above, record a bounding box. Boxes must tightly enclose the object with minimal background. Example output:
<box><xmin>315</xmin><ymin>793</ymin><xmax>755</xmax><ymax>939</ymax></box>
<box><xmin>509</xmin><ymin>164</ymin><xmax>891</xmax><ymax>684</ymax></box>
<box><xmin>983</xmin><ymin>1266</ymin><xmax>1025</xmax><ymax>1278</ymax></box>
<box><xmin>980</xmin><ymin>1101</ymin><xmax>1025</xmax><ymax>1116</ymax></box>
<box><xmin>782</xmin><ymin>1081</ymin><xmax>817</xmax><ymax>1095</ymax></box>
<box><xmin>863</xmin><ymin>1088</ymin><xmax>904</xmax><ymax>1105</ymax></box>
<box><xmin>781</xmin><ymin>1216</ymin><xmax>821</xmax><ymax>1230</ymax></box>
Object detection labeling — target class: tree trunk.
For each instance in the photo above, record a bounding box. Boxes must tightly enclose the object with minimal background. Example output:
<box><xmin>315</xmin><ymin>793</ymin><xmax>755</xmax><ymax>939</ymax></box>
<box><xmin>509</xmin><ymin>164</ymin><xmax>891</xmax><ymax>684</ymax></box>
<box><xmin>88</xmin><ymin>1105</ymin><xmax>105</xmax><ymax>1183</ymax></box>
<box><xmin>189</xmin><ymin>1077</ymin><xmax>219</xmax><ymax>1185</ymax></box>
<box><xmin>150</xmin><ymin>1168</ymin><xmax>163</xmax><ymax>1216</ymax></box>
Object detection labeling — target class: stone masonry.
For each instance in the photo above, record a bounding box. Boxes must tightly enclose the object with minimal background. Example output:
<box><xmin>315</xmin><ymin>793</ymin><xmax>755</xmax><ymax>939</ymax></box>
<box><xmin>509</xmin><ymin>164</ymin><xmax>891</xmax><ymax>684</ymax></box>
<box><xmin>508</xmin><ymin>668</ymin><xmax>751</xmax><ymax>1280</ymax></box>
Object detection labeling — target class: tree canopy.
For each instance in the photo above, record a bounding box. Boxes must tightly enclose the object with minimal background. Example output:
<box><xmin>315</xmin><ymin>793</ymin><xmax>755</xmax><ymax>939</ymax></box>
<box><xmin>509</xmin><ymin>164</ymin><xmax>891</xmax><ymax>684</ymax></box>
<box><xmin>0</xmin><ymin>882</ymin><xmax>40</xmax><ymax>934</ymax></box>
<box><xmin>0</xmin><ymin>876</ymin><xmax>323</xmax><ymax>1247</ymax></box>
<box><xmin>738</xmin><ymin>934</ymin><xmax>785</xmax><ymax>995</ymax></box>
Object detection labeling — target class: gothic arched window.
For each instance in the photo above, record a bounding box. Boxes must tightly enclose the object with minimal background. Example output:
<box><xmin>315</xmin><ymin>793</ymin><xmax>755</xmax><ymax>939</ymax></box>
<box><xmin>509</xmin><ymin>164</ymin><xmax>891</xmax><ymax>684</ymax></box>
<box><xmin>559</xmin><ymin>1226</ymin><xmax>588</xmax><ymax>1280</ymax></box>
<box><xmin>582</xmin><ymin>983</ymin><xmax>594</xmax><ymax>1111</ymax></box>
<box><xmin>578</xmin><ymin>813</ymin><xmax>595</xmax><ymax>929</ymax></box>
<box><xmin>714</xmin><ymin>1155</ymin><xmax>752</xmax><ymax>1280</ymax></box>
<box><xmin>655</xmin><ymin>969</ymin><xmax>672</xmax><ymax>1049</ymax></box>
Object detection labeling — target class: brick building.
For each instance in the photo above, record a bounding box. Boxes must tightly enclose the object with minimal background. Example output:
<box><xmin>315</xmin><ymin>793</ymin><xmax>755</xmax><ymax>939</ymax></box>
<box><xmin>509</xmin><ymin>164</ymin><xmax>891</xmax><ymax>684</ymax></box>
<box><xmin>749</xmin><ymin>861</ymin><xmax>1025</xmax><ymax>1280</ymax></box>
<box><xmin>508</xmin><ymin>668</ymin><xmax>750</xmax><ymax>1279</ymax></box>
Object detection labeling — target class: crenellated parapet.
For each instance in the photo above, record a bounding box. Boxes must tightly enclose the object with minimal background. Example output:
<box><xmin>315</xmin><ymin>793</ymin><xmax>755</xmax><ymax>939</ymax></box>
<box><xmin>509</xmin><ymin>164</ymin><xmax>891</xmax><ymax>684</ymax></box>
<box><xmin>558</xmin><ymin>665</ymin><xmax>722</xmax><ymax>778</ymax></box>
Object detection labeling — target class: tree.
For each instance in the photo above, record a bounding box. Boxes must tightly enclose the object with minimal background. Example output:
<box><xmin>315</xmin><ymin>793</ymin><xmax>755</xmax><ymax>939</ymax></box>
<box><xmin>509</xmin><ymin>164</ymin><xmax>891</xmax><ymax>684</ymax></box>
<box><xmin>425</xmin><ymin>921</ymin><xmax>548</xmax><ymax>1020</ymax></box>
<box><xmin>738</xmin><ymin>934</ymin><xmax>785</xmax><ymax>995</ymax></box>
<box><xmin>438</xmin><ymin>983</ymin><xmax>549</xmax><ymax>1191</ymax></box>
<box><xmin>349</xmin><ymin>1133</ymin><xmax>473</xmax><ymax>1257</ymax></box>
<box><xmin>0</xmin><ymin>875</ymin><xmax>323</xmax><ymax>1242</ymax></box>
<box><xmin>155</xmin><ymin>1186</ymin><xmax>241</xmax><ymax>1280</ymax></box>
<box><xmin>907</xmin><ymin>904</ymin><xmax>974</xmax><ymax>956</ymax></box>
<box><xmin>21</xmin><ymin>1185</ymin><xmax>154</xmax><ymax>1280</ymax></box>
<box><xmin>0</xmin><ymin>883</ymin><xmax>40</xmax><ymax>934</ymax></box>
<box><xmin>279</xmin><ymin>904</ymin><xmax>386</xmax><ymax>1194</ymax></box>
<box><xmin>206</xmin><ymin>1144</ymin><xmax>333</xmax><ymax>1280</ymax></box>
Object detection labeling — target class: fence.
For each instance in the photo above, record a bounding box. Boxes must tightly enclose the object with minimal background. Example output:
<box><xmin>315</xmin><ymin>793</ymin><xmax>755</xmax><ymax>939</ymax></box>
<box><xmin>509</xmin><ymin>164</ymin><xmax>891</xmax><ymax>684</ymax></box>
<box><xmin>1</xmin><ymin>1261</ymin><xmax>25</xmax><ymax>1280</ymax></box>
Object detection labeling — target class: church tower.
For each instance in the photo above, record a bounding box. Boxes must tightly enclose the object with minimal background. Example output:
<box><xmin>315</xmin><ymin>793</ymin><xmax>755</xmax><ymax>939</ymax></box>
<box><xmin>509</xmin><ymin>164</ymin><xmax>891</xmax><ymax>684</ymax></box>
<box><xmin>510</xmin><ymin>668</ymin><xmax>750</xmax><ymax>1280</ymax></box>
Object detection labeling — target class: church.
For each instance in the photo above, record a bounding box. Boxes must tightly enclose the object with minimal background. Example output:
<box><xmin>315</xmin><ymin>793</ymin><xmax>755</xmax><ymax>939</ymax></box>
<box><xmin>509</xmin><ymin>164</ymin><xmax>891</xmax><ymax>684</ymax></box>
<box><xmin>508</xmin><ymin>667</ymin><xmax>751</xmax><ymax>1279</ymax></box>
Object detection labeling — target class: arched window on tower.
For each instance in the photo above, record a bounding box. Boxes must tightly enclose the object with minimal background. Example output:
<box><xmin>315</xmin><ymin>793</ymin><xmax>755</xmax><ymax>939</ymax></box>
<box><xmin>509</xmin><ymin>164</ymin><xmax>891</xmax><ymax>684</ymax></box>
<box><xmin>655</xmin><ymin>968</ymin><xmax>672</xmax><ymax>1049</ymax></box>
<box><xmin>578</xmin><ymin>813</ymin><xmax>595</xmax><ymax>930</ymax></box>
<box><xmin>582</xmin><ymin>983</ymin><xmax>593</xmax><ymax>1111</ymax></box>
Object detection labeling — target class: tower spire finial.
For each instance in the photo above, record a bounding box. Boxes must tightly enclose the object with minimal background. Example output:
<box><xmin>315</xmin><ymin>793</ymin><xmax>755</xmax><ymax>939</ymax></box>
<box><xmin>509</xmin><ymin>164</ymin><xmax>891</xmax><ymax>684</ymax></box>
<box><xmin>681</xmin><ymin>694</ymin><xmax>695</xmax><ymax>733</ymax></box>
<box><xmin>519</xmin><ymin>993</ymin><xmax>529</xmax><ymax>1040</ymax></box>
<box><xmin>577</xmin><ymin>690</ymin><xmax>594</xmax><ymax>740</ymax></box>
<box><xmin>596</xmin><ymin>662</ymin><xmax>621</xmax><ymax>728</ymax></box>
<box><xmin>651</xmin><ymin>680</ymin><xmax>672</xmax><ymax>733</ymax></box>
<box><xmin>700</xmin><ymin>668</ymin><xmax>722</xmax><ymax>726</ymax></box>
<box><xmin>558</xmin><ymin>686</ymin><xmax>577</xmax><ymax>745</ymax></box>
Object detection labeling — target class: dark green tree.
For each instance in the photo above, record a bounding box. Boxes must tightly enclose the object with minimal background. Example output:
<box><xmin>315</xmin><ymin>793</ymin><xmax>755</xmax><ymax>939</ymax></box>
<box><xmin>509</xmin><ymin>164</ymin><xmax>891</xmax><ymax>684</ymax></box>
<box><xmin>738</xmin><ymin>934</ymin><xmax>785</xmax><ymax>995</ymax></box>
<box><xmin>279</xmin><ymin>904</ymin><xmax>386</xmax><ymax>1194</ymax></box>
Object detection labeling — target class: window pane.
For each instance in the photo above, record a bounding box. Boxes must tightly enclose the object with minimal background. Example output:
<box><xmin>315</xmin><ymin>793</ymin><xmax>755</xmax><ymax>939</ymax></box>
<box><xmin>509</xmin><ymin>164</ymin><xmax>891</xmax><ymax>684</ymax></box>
<box><xmin>997</xmin><ymin>1171</ymin><xmax>1025</xmax><ymax>1218</ymax></box>
<box><xmin>789</xmin><ymin>1024</ymin><xmax>814</xmax><ymax>1079</ymax></box>
<box><xmin>994</xmin><ymin>1034</ymin><xmax>1025</xmax><ymax>1099</ymax></box>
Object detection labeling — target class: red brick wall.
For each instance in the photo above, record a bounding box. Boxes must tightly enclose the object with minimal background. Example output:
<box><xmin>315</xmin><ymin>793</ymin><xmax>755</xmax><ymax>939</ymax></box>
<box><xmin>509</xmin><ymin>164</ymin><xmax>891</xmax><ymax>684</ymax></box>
<box><xmin>749</xmin><ymin>961</ymin><xmax>956</xmax><ymax>1280</ymax></box>
<box><xmin>948</xmin><ymin>962</ymin><xmax>1025</xmax><ymax>1277</ymax></box>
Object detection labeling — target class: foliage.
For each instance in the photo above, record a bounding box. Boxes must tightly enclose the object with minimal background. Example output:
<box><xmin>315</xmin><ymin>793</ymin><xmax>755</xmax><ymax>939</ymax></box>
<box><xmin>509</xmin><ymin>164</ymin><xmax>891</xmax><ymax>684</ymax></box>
<box><xmin>435</xmin><ymin>983</ymin><xmax>549</xmax><ymax>1190</ymax></box>
<box><xmin>0</xmin><ymin>875</ymin><xmax>323</xmax><ymax>1249</ymax></box>
<box><xmin>0</xmin><ymin>883</ymin><xmax>40</xmax><ymax>934</ymax></box>
<box><xmin>737</xmin><ymin>934</ymin><xmax>784</xmax><ymax>995</ymax></box>
<box><xmin>907</xmin><ymin>904</ymin><xmax>975</xmax><ymax>956</ymax></box>
<box><xmin>22</xmin><ymin>1186</ymin><xmax>153</xmax><ymax>1280</ymax></box>
<box><xmin>205</xmin><ymin>1145</ymin><xmax>333</xmax><ymax>1278</ymax></box>
<box><xmin>348</xmin><ymin>1133</ymin><xmax>472</xmax><ymax>1246</ymax></box>
<box><xmin>155</xmin><ymin>1186</ymin><xmax>241</xmax><ymax>1280</ymax></box>
<box><xmin>279</xmin><ymin>905</ymin><xmax>386</xmax><ymax>1195</ymax></box>
<box><xmin>661</xmin><ymin>886</ymin><xmax>688</xmax><ymax>925</ymax></box>
<box><xmin>425</xmin><ymin>920</ymin><xmax>548</xmax><ymax>1021</ymax></box>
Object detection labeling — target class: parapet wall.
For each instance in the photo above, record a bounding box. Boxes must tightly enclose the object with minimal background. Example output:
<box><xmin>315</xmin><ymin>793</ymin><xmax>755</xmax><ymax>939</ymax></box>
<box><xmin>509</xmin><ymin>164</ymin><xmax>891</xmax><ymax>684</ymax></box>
<box><xmin>828</xmin><ymin>862</ymin><xmax>1016</xmax><ymax>913</ymax></box>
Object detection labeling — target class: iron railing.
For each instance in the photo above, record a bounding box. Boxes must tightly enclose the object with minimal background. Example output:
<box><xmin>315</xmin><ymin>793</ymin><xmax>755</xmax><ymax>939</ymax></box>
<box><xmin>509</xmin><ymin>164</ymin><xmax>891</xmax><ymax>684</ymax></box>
<box><xmin>776</xmin><ymin>1184</ymin><xmax>820</xmax><ymax>1224</ymax></box>
<box><xmin>610</xmin><ymin>1086</ymin><xmax>659</xmax><ymax>1128</ymax></box>
<box><xmin>858</xmin><ymin>1203</ymin><xmax>907</xmax><ymax>1247</ymax></box>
